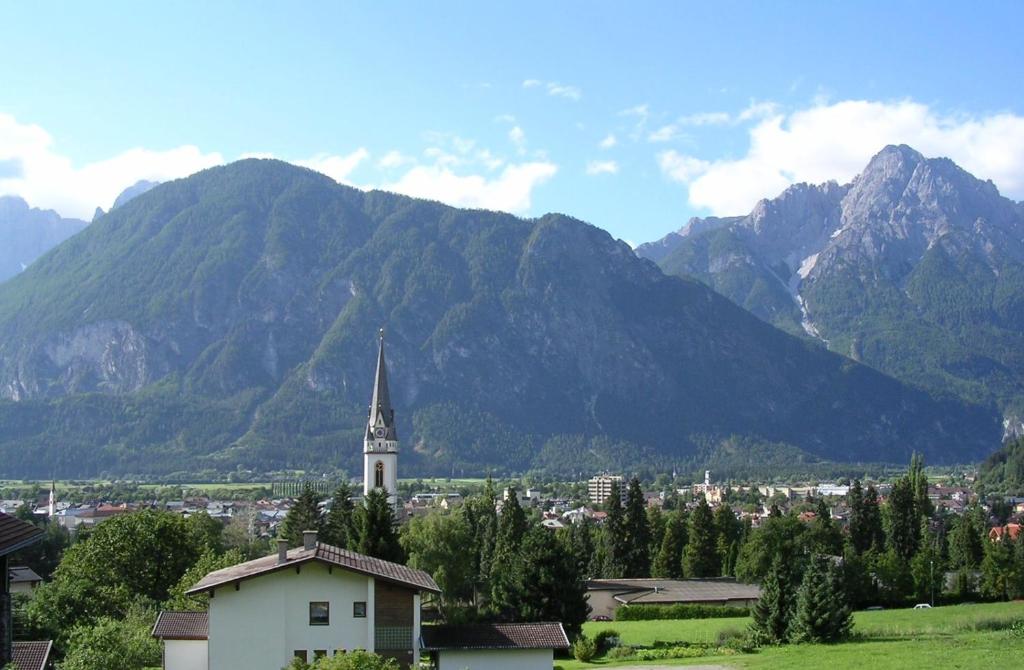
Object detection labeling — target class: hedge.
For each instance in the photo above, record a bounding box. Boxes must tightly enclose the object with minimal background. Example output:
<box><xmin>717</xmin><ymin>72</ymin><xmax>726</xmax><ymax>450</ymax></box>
<box><xmin>615</xmin><ymin>603</ymin><xmax>751</xmax><ymax>621</ymax></box>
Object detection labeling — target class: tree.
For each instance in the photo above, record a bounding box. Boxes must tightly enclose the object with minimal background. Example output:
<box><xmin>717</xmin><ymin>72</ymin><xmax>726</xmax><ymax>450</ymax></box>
<box><xmin>750</xmin><ymin>555</ymin><xmax>796</xmax><ymax>645</ymax></box>
<box><xmin>646</xmin><ymin>505</ymin><xmax>666</xmax><ymax>567</ymax></box>
<box><xmin>735</xmin><ymin>514</ymin><xmax>806</xmax><ymax>582</ymax></box>
<box><xmin>10</xmin><ymin>505</ymin><xmax>70</xmax><ymax>579</ymax></box>
<box><xmin>60</xmin><ymin>605</ymin><xmax>161</xmax><ymax>670</ymax></box>
<box><xmin>803</xmin><ymin>499</ymin><xmax>843</xmax><ymax>557</ymax></box>
<box><xmin>509</xmin><ymin>527</ymin><xmax>590</xmax><ymax>639</ymax></box>
<box><xmin>871</xmin><ymin>549</ymin><xmax>913</xmax><ymax>605</ymax></box>
<box><xmin>401</xmin><ymin>508</ymin><xmax>474</xmax><ymax>617</ymax></box>
<box><xmin>909</xmin><ymin>452</ymin><xmax>933</xmax><ymax>521</ymax></box>
<box><xmin>788</xmin><ymin>556</ymin><xmax>852</xmax><ymax>643</ymax></box>
<box><xmin>561</xmin><ymin>518</ymin><xmax>596</xmax><ymax>580</ymax></box>
<box><xmin>623</xmin><ymin>477</ymin><xmax>651</xmax><ymax>576</ymax></box>
<box><xmin>489</xmin><ymin>489</ymin><xmax>529</xmax><ymax>619</ymax></box>
<box><xmin>910</xmin><ymin>523</ymin><xmax>944</xmax><ymax>605</ymax></box>
<box><xmin>164</xmin><ymin>548</ymin><xmax>245</xmax><ymax>611</ymax></box>
<box><xmin>860</xmin><ymin>485</ymin><xmax>886</xmax><ymax>553</ymax></box>
<box><xmin>286</xmin><ymin>649</ymin><xmax>401</xmax><ymax>670</ymax></box>
<box><xmin>356</xmin><ymin>489</ymin><xmax>404</xmax><ymax>563</ymax></box>
<box><xmin>980</xmin><ymin>535</ymin><xmax>1018</xmax><ymax>601</ymax></box>
<box><xmin>602</xmin><ymin>482</ymin><xmax>630</xmax><ymax>578</ymax></box>
<box><xmin>948</xmin><ymin>513</ymin><xmax>984</xmax><ymax>570</ymax></box>
<box><xmin>279</xmin><ymin>483</ymin><xmax>323</xmax><ymax>548</ymax></box>
<box><xmin>683</xmin><ymin>497</ymin><xmax>718</xmax><ymax>577</ymax></box>
<box><xmin>652</xmin><ymin>509</ymin><xmax>687</xmax><ymax>578</ymax></box>
<box><xmin>322</xmin><ymin>481</ymin><xmax>356</xmax><ymax>549</ymax></box>
<box><xmin>463</xmin><ymin>479</ymin><xmax>498</xmax><ymax>608</ymax></box>
<box><xmin>714</xmin><ymin>504</ymin><xmax>742</xmax><ymax>577</ymax></box>
<box><xmin>885</xmin><ymin>476</ymin><xmax>920</xmax><ymax>561</ymax></box>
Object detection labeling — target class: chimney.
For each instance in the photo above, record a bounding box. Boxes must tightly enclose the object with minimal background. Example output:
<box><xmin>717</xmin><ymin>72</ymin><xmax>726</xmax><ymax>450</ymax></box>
<box><xmin>303</xmin><ymin>530</ymin><xmax>317</xmax><ymax>551</ymax></box>
<box><xmin>277</xmin><ymin>539</ymin><xmax>288</xmax><ymax>564</ymax></box>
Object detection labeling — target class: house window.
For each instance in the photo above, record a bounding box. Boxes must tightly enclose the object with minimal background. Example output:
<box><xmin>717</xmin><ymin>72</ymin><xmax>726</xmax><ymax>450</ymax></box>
<box><xmin>309</xmin><ymin>601</ymin><xmax>330</xmax><ymax>626</ymax></box>
<box><xmin>353</xmin><ymin>601</ymin><xmax>367</xmax><ymax>618</ymax></box>
<box><xmin>314</xmin><ymin>650</ymin><xmax>327</xmax><ymax>659</ymax></box>
<box><xmin>294</xmin><ymin>651</ymin><xmax>308</xmax><ymax>662</ymax></box>
<box><xmin>374</xmin><ymin>461</ymin><xmax>384</xmax><ymax>489</ymax></box>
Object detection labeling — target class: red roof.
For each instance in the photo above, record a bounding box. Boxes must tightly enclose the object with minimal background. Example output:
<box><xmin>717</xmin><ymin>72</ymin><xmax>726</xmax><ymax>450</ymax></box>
<box><xmin>152</xmin><ymin>611</ymin><xmax>209</xmax><ymax>640</ymax></box>
<box><xmin>11</xmin><ymin>640</ymin><xmax>52</xmax><ymax>670</ymax></box>
<box><xmin>186</xmin><ymin>542</ymin><xmax>439</xmax><ymax>595</ymax></box>
<box><xmin>421</xmin><ymin>623</ymin><xmax>570</xmax><ymax>650</ymax></box>
<box><xmin>989</xmin><ymin>524</ymin><xmax>1021</xmax><ymax>542</ymax></box>
<box><xmin>0</xmin><ymin>512</ymin><xmax>44</xmax><ymax>557</ymax></box>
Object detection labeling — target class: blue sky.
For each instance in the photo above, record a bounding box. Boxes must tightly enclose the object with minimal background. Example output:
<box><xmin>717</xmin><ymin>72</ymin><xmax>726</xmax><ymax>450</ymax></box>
<box><xmin>2</xmin><ymin>2</ymin><xmax>1023</xmax><ymax>244</ymax></box>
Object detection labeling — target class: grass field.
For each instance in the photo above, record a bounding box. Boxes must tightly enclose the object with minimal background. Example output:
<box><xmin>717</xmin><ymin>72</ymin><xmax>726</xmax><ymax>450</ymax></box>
<box><xmin>563</xmin><ymin>601</ymin><xmax>1024</xmax><ymax>669</ymax></box>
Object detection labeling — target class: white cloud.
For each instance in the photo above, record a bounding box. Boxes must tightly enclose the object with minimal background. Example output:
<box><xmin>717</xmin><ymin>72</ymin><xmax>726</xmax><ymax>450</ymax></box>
<box><xmin>677</xmin><ymin>111</ymin><xmax>731</xmax><ymax>126</ymax></box>
<box><xmin>523</xmin><ymin>79</ymin><xmax>582</xmax><ymax>101</ymax></box>
<box><xmin>494</xmin><ymin>114</ymin><xmax>517</xmax><ymax>124</ymax></box>
<box><xmin>659</xmin><ymin>99</ymin><xmax>1024</xmax><ymax>216</ymax></box>
<box><xmin>383</xmin><ymin>161</ymin><xmax>557</xmax><ymax>213</ymax></box>
<box><xmin>586</xmin><ymin>160</ymin><xmax>619</xmax><ymax>176</ymax></box>
<box><xmin>377</xmin><ymin>150</ymin><xmax>415</xmax><ymax>169</ymax></box>
<box><xmin>522</xmin><ymin>79</ymin><xmax>542</xmax><ymax>88</ymax></box>
<box><xmin>619</xmin><ymin>104</ymin><xmax>649</xmax><ymax>118</ymax></box>
<box><xmin>736</xmin><ymin>101</ymin><xmax>779</xmax><ymax>122</ymax></box>
<box><xmin>648</xmin><ymin>124</ymin><xmax>684</xmax><ymax>143</ymax></box>
<box><xmin>508</xmin><ymin>126</ymin><xmax>527</xmax><ymax>155</ymax></box>
<box><xmin>295</xmin><ymin>148</ymin><xmax>370</xmax><ymax>184</ymax></box>
<box><xmin>599</xmin><ymin>134</ymin><xmax>617</xmax><ymax>149</ymax></box>
<box><xmin>0</xmin><ymin>113</ymin><xmax>223</xmax><ymax>219</ymax></box>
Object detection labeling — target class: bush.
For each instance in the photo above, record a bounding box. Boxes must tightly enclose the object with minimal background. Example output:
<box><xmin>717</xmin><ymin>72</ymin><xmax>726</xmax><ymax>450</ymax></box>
<box><xmin>1008</xmin><ymin>620</ymin><xmax>1024</xmax><ymax>638</ymax></box>
<box><xmin>717</xmin><ymin>626</ymin><xmax>757</xmax><ymax>653</ymax></box>
<box><xmin>606</xmin><ymin>646</ymin><xmax>635</xmax><ymax>660</ymax></box>
<box><xmin>593</xmin><ymin>629</ymin><xmax>620</xmax><ymax>652</ymax></box>
<box><xmin>635</xmin><ymin>645</ymin><xmax>709</xmax><ymax>660</ymax></box>
<box><xmin>615</xmin><ymin>603</ymin><xmax>751</xmax><ymax>620</ymax></box>
<box><xmin>572</xmin><ymin>635</ymin><xmax>597</xmax><ymax>662</ymax></box>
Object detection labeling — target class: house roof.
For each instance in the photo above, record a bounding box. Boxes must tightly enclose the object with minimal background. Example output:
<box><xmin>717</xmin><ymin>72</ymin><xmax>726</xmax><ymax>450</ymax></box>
<box><xmin>0</xmin><ymin>512</ymin><xmax>44</xmax><ymax>557</ymax></box>
<box><xmin>9</xmin><ymin>565</ymin><xmax>43</xmax><ymax>583</ymax></box>
<box><xmin>152</xmin><ymin>611</ymin><xmax>209</xmax><ymax>640</ymax></box>
<box><xmin>11</xmin><ymin>640</ymin><xmax>53</xmax><ymax>670</ymax></box>
<box><xmin>587</xmin><ymin>578</ymin><xmax>761</xmax><ymax>604</ymax></box>
<box><xmin>186</xmin><ymin>542</ymin><xmax>440</xmax><ymax>595</ymax></box>
<box><xmin>420</xmin><ymin>623</ymin><xmax>570</xmax><ymax>650</ymax></box>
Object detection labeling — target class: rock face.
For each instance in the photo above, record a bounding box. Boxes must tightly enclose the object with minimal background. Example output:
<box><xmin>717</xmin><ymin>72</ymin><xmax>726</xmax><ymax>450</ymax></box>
<box><xmin>639</xmin><ymin>145</ymin><xmax>1024</xmax><ymax>429</ymax></box>
<box><xmin>0</xmin><ymin>159</ymin><xmax>1001</xmax><ymax>477</ymax></box>
<box><xmin>0</xmin><ymin>196</ymin><xmax>87</xmax><ymax>283</ymax></box>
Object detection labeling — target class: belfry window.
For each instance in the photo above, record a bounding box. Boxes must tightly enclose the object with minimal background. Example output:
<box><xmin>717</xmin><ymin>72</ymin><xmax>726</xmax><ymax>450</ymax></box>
<box><xmin>375</xmin><ymin>461</ymin><xmax>384</xmax><ymax>489</ymax></box>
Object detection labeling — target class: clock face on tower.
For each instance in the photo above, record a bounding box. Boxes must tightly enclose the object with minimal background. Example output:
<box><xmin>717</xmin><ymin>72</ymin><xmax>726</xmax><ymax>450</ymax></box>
<box><xmin>374</xmin><ymin>427</ymin><xmax>386</xmax><ymax>439</ymax></box>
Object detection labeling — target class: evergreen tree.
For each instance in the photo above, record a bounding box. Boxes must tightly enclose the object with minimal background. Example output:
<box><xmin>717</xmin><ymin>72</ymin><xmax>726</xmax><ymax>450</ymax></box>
<box><xmin>910</xmin><ymin>521</ymin><xmax>944</xmax><ymax>604</ymax></box>
<box><xmin>464</xmin><ymin>478</ymin><xmax>499</xmax><ymax>608</ymax></box>
<box><xmin>861</xmin><ymin>485</ymin><xmax>885</xmax><ymax>552</ymax></box>
<box><xmin>652</xmin><ymin>509</ymin><xmax>687</xmax><ymax>578</ymax></box>
<box><xmin>356</xmin><ymin>489</ymin><xmax>404</xmax><ymax>563</ymax></box>
<box><xmin>602</xmin><ymin>482</ymin><xmax>630</xmax><ymax>578</ymax></box>
<box><xmin>714</xmin><ymin>504</ymin><xmax>742</xmax><ymax>577</ymax></box>
<box><xmin>683</xmin><ymin>497</ymin><xmax>719</xmax><ymax>577</ymax></box>
<box><xmin>322</xmin><ymin>480</ymin><xmax>356</xmax><ymax>549</ymax></box>
<box><xmin>489</xmin><ymin>488</ymin><xmax>529</xmax><ymax>618</ymax></box>
<box><xmin>788</xmin><ymin>555</ymin><xmax>853</xmax><ymax>643</ymax></box>
<box><xmin>885</xmin><ymin>476</ymin><xmax>919</xmax><ymax>560</ymax></box>
<box><xmin>803</xmin><ymin>499</ymin><xmax>843</xmax><ymax>556</ymax></box>
<box><xmin>512</xmin><ymin>527</ymin><xmax>590</xmax><ymax>639</ymax></box>
<box><xmin>750</xmin><ymin>555</ymin><xmax>795</xmax><ymax>645</ymax></box>
<box><xmin>279</xmin><ymin>482</ymin><xmax>323</xmax><ymax>547</ymax></box>
<box><xmin>980</xmin><ymin>535</ymin><xmax>1016</xmax><ymax>600</ymax></box>
<box><xmin>646</xmin><ymin>505</ymin><xmax>667</xmax><ymax>565</ymax></box>
<box><xmin>562</xmin><ymin>518</ymin><xmax>596</xmax><ymax>580</ymax></box>
<box><xmin>909</xmin><ymin>452</ymin><xmax>933</xmax><ymax>521</ymax></box>
<box><xmin>623</xmin><ymin>477</ymin><xmax>651</xmax><ymax>576</ymax></box>
<box><xmin>847</xmin><ymin>479</ymin><xmax>869</xmax><ymax>554</ymax></box>
<box><xmin>948</xmin><ymin>513</ymin><xmax>984</xmax><ymax>570</ymax></box>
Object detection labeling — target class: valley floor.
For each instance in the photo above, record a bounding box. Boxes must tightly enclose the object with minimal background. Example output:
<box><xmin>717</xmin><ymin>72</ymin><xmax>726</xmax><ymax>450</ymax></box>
<box><xmin>562</xmin><ymin>601</ymin><xmax>1023</xmax><ymax>670</ymax></box>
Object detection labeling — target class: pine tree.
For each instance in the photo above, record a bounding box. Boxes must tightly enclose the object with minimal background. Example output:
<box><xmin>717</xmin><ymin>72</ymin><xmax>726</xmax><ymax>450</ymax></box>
<box><xmin>322</xmin><ymin>480</ymin><xmax>356</xmax><ymax>549</ymax></box>
<box><xmin>279</xmin><ymin>482</ymin><xmax>323</xmax><ymax>547</ymax></box>
<box><xmin>562</xmin><ymin>518</ymin><xmax>596</xmax><ymax>580</ymax></box>
<box><xmin>464</xmin><ymin>478</ymin><xmax>499</xmax><ymax>608</ymax></box>
<box><xmin>910</xmin><ymin>521</ymin><xmax>944</xmax><ymax>604</ymax></box>
<box><xmin>948</xmin><ymin>513</ymin><xmax>984</xmax><ymax>570</ymax></box>
<box><xmin>847</xmin><ymin>480</ymin><xmax>870</xmax><ymax>554</ymax></box>
<box><xmin>714</xmin><ymin>504</ymin><xmax>742</xmax><ymax>577</ymax></box>
<box><xmin>356</xmin><ymin>489</ymin><xmax>404</xmax><ymax>563</ymax></box>
<box><xmin>861</xmin><ymin>485</ymin><xmax>885</xmax><ymax>552</ymax></box>
<box><xmin>750</xmin><ymin>555</ymin><xmax>794</xmax><ymax>645</ymax></box>
<box><xmin>602</xmin><ymin>482</ymin><xmax>630</xmax><ymax>578</ymax></box>
<box><xmin>652</xmin><ymin>509</ymin><xmax>687</xmax><ymax>578</ymax></box>
<box><xmin>683</xmin><ymin>497</ymin><xmax>719</xmax><ymax>577</ymax></box>
<box><xmin>885</xmin><ymin>476</ymin><xmax>919</xmax><ymax>560</ymax></box>
<box><xmin>623</xmin><ymin>477</ymin><xmax>651</xmax><ymax>577</ymax></box>
<box><xmin>789</xmin><ymin>556</ymin><xmax>852</xmax><ymax>643</ymax></box>
<box><xmin>489</xmin><ymin>488</ymin><xmax>529</xmax><ymax>619</ymax></box>
<box><xmin>909</xmin><ymin>452</ymin><xmax>933</xmax><ymax>521</ymax></box>
<box><xmin>804</xmin><ymin>499</ymin><xmax>843</xmax><ymax>556</ymax></box>
<box><xmin>980</xmin><ymin>534</ymin><xmax>1015</xmax><ymax>600</ymax></box>
<box><xmin>513</xmin><ymin>527</ymin><xmax>591</xmax><ymax>639</ymax></box>
<box><xmin>646</xmin><ymin>505</ymin><xmax>667</xmax><ymax>565</ymax></box>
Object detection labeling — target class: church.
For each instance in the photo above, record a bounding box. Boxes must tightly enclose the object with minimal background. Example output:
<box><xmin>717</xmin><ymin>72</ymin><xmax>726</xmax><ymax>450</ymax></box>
<box><xmin>363</xmin><ymin>329</ymin><xmax>399</xmax><ymax>505</ymax></box>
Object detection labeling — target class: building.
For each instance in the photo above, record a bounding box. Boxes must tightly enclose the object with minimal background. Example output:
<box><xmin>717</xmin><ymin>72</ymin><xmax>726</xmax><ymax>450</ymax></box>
<box><xmin>420</xmin><ymin>622</ymin><xmax>570</xmax><ymax>670</ymax></box>
<box><xmin>0</xmin><ymin>512</ymin><xmax>45</xmax><ymax>667</ymax></box>
<box><xmin>172</xmin><ymin>531</ymin><xmax>440</xmax><ymax>670</ymax></box>
<box><xmin>586</xmin><ymin>578</ymin><xmax>762</xmax><ymax>620</ymax></box>
<box><xmin>364</xmin><ymin>329</ymin><xmax>399</xmax><ymax>506</ymax></box>
<box><xmin>7</xmin><ymin>567</ymin><xmax>42</xmax><ymax>595</ymax></box>
<box><xmin>588</xmin><ymin>475</ymin><xmax>623</xmax><ymax>504</ymax></box>
<box><xmin>152</xmin><ymin>611</ymin><xmax>208</xmax><ymax>670</ymax></box>
<box><xmin>10</xmin><ymin>640</ymin><xmax>52</xmax><ymax>670</ymax></box>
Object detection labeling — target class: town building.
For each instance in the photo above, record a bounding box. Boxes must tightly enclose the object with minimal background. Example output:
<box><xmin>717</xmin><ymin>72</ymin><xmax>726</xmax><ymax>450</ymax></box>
<box><xmin>364</xmin><ymin>329</ymin><xmax>399</xmax><ymax>506</ymax></box>
<box><xmin>588</xmin><ymin>475</ymin><xmax>623</xmax><ymax>504</ymax></box>
<box><xmin>0</xmin><ymin>512</ymin><xmax>46</xmax><ymax>668</ymax></box>
<box><xmin>7</xmin><ymin>567</ymin><xmax>42</xmax><ymax>595</ymax></box>
<box><xmin>420</xmin><ymin>622</ymin><xmax>570</xmax><ymax>670</ymax></box>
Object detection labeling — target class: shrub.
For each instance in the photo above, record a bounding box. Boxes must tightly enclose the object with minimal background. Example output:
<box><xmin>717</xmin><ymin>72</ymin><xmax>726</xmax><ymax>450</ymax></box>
<box><xmin>635</xmin><ymin>646</ymin><xmax>709</xmax><ymax>660</ymax></box>
<box><xmin>1008</xmin><ymin>620</ymin><xmax>1024</xmax><ymax>638</ymax></box>
<box><xmin>572</xmin><ymin>635</ymin><xmax>597</xmax><ymax>662</ymax></box>
<box><xmin>593</xmin><ymin>629</ymin><xmax>620</xmax><ymax>652</ymax></box>
<box><xmin>606</xmin><ymin>646</ymin><xmax>635</xmax><ymax>660</ymax></box>
<box><xmin>615</xmin><ymin>603</ymin><xmax>750</xmax><ymax>620</ymax></box>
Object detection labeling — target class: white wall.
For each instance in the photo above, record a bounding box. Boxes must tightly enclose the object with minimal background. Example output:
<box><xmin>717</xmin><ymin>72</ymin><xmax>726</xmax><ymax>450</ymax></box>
<box><xmin>208</xmin><ymin>563</ymin><xmax>373</xmax><ymax>670</ymax></box>
<box><xmin>9</xmin><ymin>582</ymin><xmax>36</xmax><ymax>595</ymax></box>
<box><xmin>164</xmin><ymin>639</ymin><xmax>208</xmax><ymax>670</ymax></box>
<box><xmin>436</xmin><ymin>649</ymin><xmax>553</xmax><ymax>670</ymax></box>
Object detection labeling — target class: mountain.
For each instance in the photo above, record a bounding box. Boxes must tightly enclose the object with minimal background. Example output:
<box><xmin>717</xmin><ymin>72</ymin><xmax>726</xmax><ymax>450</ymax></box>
<box><xmin>0</xmin><ymin>159</ymin><xmax>1001</xmax><ymax>478</ymax></box>
<box><xmin>111</xmin><ymin>179</ymin><xmax>159</xmax><ymax>210</ymax></box>
<box><xmin>0</xmin><ymin>196</ymin><xmax>88</xmax><ymax>283</ymax></box>
<box><xmin>639</xmin><ymin>146</ymin><xmax>1024</xmax><ymax>430</ymax></box>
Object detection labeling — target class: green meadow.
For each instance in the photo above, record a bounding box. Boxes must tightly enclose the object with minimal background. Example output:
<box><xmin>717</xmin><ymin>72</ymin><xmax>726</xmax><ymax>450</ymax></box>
<box><xmin>564</xmin><ymin>601</ymin><xmax>1024</xmax><ymax>669</ymax></box>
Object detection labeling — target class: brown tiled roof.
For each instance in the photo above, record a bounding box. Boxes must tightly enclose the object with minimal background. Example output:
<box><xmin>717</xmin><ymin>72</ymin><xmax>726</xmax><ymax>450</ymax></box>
<box><xmin>420</xmin><ymin>623</ymin><xmax>570</xmax><ymax>650</ymax></box>
<box><xmin>0</xmin><ymin>512</ymin><xmax>44</xmax><ymax>557</ymax></box>
<box><xmin>152</xmin><ymin>611</ymin><xmax>209</xmax><ymax>640</ymax></box>
<box><xmin>11</xmin><ymin>640</ymin><xmax>53</xmax><ymax>670</ymax></box>
<box><xmin>186</xmin><ymin>542</ymin><xmax>439</xmax><ymax>595</ymax></box>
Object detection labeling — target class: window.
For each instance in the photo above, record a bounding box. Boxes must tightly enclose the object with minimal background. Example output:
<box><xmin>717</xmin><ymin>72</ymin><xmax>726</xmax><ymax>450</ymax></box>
<box><xmin>353</xmin><ymin>601</ymin><xmax>367</xmax><ymax>618</ymax></box>
<box><xmin>294</xmin><ymin>651</ymin><xmax>308</xmax><ymax>662</ymax></box>
<box><xmin>374</xmin><ymin>461</ymin><xmax>384</xmax><ymax>489</ymax></box>
<box><xmin>314</xmin><ymin>650</ymin><xmax>327</xmax><ymax>660</ymax></box>
<box><xmin>309</xmin><ymin>601</ymin><xmax>330</xmax><ymax>626</ymax></box>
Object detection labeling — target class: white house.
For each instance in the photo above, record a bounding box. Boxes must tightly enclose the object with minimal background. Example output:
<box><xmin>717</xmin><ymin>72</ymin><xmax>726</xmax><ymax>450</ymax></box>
<box><xmin>420</xmin><ymin>622</ymin><xmax>570</xmax><ymax>670</ymax></box>
<box><xmin>152</xmin><ymin>611</ymin><xmax>208</xmax><ymax>670</ymax></box>
<box><xmin>8</xmin><ymin>566</ymin><xmax>42</xmax><ymax>595</ymax></box>
<box><xmin>158</xmin><ymin>531</ymin><xmax>440</xmax><ymax>670</ymax></box>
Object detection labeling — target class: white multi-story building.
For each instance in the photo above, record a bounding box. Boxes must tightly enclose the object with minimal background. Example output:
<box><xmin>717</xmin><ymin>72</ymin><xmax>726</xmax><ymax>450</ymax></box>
<box><xmin>588</xmin><ymin>475</ymin><xmax>623</xmax><ymax>504</ymax></box>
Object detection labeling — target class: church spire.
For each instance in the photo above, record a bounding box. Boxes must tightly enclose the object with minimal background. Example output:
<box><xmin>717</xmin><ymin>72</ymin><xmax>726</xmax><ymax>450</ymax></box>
<box><xmin>367</xmin><ymin>328</ymin><xmax>397</xmax><ymax>441</ymax></box>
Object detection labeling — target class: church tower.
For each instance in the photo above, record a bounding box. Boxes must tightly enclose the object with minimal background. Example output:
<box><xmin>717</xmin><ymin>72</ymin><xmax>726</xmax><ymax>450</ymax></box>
<box><xmin>364</xmin><ymin>329</ymin><xmax>399</xmax><ymax>504</ymax></box>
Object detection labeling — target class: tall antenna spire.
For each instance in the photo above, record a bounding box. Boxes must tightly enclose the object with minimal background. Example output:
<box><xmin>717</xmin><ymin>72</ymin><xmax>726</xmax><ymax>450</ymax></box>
<box><xmin>367</xmin><ymin>327</ymin><xmax>396</xmax><ymax>440</ymax></box>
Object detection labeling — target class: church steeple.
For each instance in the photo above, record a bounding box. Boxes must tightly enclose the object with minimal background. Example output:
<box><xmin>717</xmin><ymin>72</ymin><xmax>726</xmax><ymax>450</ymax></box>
<box><xmin>366</xmin><ymin>328</ymin><xmax>397</xmax><ymax>442</ymax></box>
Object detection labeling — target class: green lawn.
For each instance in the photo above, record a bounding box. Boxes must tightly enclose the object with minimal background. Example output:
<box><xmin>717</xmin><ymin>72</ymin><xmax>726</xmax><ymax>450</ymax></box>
<box><xmin>563</xmin><ymin>601</ymin><xmax>1024</xmax><ymax>670</ymax></box>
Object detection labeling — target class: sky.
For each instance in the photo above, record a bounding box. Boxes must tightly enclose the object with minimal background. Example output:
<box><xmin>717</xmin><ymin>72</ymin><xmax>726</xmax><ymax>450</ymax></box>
<box><xmin>2</xmin><ymin>2</ymin><xmax>1023</xmax><ymax>245</ymax></box>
